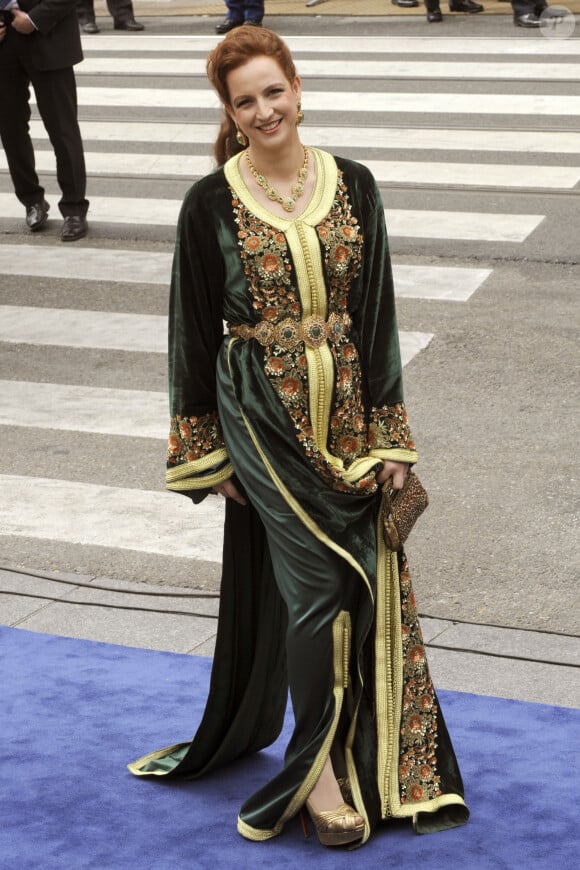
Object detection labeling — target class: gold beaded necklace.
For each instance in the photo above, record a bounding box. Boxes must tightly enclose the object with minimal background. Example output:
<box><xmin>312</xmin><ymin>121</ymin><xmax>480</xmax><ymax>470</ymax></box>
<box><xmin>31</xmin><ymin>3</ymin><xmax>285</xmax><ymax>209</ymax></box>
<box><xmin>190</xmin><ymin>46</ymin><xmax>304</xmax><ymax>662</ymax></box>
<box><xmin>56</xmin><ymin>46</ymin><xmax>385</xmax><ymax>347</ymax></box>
<box><xmin>245</xmin><ymin>146</ymin><xmax>309</xmax><ymax>213</ymax></box>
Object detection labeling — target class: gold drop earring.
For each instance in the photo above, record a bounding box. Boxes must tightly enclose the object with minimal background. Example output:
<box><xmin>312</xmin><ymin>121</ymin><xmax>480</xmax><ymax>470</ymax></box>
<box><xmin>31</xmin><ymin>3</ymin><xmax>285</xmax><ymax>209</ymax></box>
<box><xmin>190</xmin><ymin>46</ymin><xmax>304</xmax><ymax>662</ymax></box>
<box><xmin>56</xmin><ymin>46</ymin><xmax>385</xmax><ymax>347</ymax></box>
<box><xmin>235</xmin><ymin>126</ymin><xmax>248</xmax><ymax>147</ymax></box>
<box><xmin>296</xmin><ymin>101</ymin><xmax>304</xmax><ymax>126</ymax></box>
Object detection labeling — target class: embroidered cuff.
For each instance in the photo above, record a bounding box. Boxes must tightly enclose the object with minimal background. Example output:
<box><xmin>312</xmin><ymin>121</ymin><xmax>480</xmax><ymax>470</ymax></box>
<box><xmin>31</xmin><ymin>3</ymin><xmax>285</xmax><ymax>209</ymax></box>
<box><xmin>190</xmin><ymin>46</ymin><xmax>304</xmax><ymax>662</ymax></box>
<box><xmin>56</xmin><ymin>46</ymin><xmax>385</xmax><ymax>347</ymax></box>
<box><xmin>368</xmin><ymin>402</ymin><xmax>416</xmax><ymax>451</ymax></box>
<box><xmin>166</xmin><ymin>456</ymin><xmax>234</xmax><ymax>491</ymax></box>
<box><xmin>166</xmin><ymin>413</ymin><xmax>233</xmax><ymax>490</ymax></box>
<box><xmin>167</xmin><ymin>412</ymin><xmax>226</xmax><ymax>465</ymax></box>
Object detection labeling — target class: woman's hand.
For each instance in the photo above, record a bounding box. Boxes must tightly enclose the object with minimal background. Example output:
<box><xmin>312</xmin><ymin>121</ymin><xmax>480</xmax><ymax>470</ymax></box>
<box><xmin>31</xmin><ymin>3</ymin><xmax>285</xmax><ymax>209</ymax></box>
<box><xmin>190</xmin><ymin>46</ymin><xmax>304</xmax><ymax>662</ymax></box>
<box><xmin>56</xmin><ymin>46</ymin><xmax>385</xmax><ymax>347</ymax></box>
<box><xmin>0</xmin><ymin>20</ymin><xmax>7</xmax><ymax>42</ymax></box>
<box><xmin>376</xmin><ymin>460</ymin><xmax>409</xmax><ymax>490</ymax></box>
<box><xmin>211</xmin><ymin>478</ymin><xmax>247</xmax><ymax>506</ymax></box>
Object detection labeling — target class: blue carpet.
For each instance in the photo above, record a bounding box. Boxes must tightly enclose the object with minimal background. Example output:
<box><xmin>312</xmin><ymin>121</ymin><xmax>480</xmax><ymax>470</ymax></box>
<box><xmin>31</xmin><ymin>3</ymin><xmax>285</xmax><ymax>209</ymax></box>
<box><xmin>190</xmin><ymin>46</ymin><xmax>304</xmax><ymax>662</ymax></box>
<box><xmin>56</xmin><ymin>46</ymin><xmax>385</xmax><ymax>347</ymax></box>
<box><xmin>0</xmin><ymin>626</ymin><xmax>578</xmax><ymax>870</ymax></box>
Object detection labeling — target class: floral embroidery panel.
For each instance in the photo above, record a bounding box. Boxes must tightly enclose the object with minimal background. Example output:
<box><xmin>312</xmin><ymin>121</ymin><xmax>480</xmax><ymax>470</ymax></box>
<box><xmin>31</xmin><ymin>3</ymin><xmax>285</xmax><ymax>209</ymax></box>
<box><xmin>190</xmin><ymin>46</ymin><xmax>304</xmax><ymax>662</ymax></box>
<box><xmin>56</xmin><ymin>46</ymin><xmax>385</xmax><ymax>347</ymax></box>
<box><xmin>397</xmin><ymin>554</ymin><xmax>442</xmax><ymax>807</ymax></box>
<box><xmin>232</xmin><ymin>173</ymin><xmax>414</xmax><ymax>493</ymax></box>
<box><xmin>167</xmin><ymin>413</ymin><xmax>225</xmax><ymax>467</ymax></box>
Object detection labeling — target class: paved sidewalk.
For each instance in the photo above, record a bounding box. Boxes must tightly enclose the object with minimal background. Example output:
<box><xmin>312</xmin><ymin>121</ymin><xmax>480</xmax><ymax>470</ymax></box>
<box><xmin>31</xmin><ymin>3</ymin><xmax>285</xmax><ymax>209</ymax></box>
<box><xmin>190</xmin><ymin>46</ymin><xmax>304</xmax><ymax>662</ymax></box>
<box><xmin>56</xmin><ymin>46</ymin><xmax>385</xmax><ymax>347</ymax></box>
<box><xmin>88</xmin><ymin>0</ymin><xmax>580</xmax><ymax>32</ymax></box>
<box><xmin>2</xmin><ymin>562</ymin><xmax>578</xmax><ymax>709</ymax></box>
<box><xmin>98</xmin><ymin>0</ymin><xmax>580</xmax><ymax>18</ymax></box>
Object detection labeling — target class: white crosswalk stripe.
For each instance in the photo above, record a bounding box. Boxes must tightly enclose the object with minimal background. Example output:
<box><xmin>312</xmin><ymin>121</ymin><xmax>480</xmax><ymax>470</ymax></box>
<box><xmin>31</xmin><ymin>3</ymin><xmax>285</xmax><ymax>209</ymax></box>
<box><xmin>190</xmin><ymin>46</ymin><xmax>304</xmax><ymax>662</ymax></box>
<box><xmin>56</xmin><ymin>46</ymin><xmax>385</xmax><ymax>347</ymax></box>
<box><xmin>74</xmin><ymin>34</ymin><xmax>580</xmax><ymax>55</ymax></box>
<box><xmin>2</xmin><ymin>151</ymin><xmax>577</xmax><ymax>188</ymax></box>
<box><xmin>77</xmin><ymin>57</ymin><xmax>580</xmax><ymax>81</ymax></box>
<box><xmin>1</xmin><ymin>32</ymin><xmax>578</xmax><ymax>568</ymax></box>
<box><xmin>0</xmin><ymin>198</ymin><xmax>546</xmax><ymax>240</ymax></box>
<box><xmin>28</xmin><ymin>87</ymin><xmax>580</xmax><ymax>115</ymax></box>
<box><xmin>0</xmin><ymin>475</ymin><xmax>225</xmax><ymax>560</ymax></box>
<box><xmin>25</xmin><ymin>120</ymin><xmax>580</xmax><ymax>154</ymax></box>
<box><xmin>0</xmin><ymin>245</ymin><xmax>493</xmax><ymax>297</ymax></box>
<box><xmin>0</xmin><ymin>380</ymin><xmax>168</xmax><ymax>439</ymax></box>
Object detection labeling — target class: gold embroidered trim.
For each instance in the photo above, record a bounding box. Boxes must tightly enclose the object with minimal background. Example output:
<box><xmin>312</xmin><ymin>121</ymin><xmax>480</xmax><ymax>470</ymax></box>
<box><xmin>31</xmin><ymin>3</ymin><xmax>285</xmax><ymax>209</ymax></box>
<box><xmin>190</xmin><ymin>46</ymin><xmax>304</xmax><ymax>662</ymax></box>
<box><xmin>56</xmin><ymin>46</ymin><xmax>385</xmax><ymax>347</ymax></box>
<box><xmin>127</xmin><ymin>742</ymin><xmax>190</xmax><ymax>777</ymax></box>
<box><xmin>236</xmin><ymin>817</ymin><xmax>279</xmax><ymax>842</ymax></box>
<box><xmin>166</xmin><ymin>445</ymin><xmax>233</xmax><ymax>491</ymax></box>
<box><xmin>166</xmin><ymin>447</ymin><xmax>229</xmax><ymax>481</ymax></box>
<box><xmin>406</xmin><ymin>792</ymin><xmax>468</xmax><ymax>821</ymax></box>
<box><xmin>166</xmin><ymin>464</ymin><xmax>234</xmax><ymax>491</ymax></box>
<box><xmin>229</xmin><ymin>312</ymin><xmax>351</xmax><ymax>351</ymax></box>
<box><xmin>344</xmin><ymin>697</ymin><xmax>371</xmax><ymax>844</ymax></box>
<box><xmin>375</xmin><ymin>531</ymin><xmax>400</xmax><ymax>818</ymax></box>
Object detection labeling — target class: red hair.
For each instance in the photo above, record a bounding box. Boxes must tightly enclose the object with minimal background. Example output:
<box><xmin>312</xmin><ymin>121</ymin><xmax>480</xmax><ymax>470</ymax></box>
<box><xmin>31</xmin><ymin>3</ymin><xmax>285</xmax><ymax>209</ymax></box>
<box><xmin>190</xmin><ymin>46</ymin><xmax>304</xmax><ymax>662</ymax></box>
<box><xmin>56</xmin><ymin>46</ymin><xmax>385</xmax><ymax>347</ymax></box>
<box><xmin>206</xmin><ymin>26</ymin><xmax>298</xmax><ymax>166</ymax></box>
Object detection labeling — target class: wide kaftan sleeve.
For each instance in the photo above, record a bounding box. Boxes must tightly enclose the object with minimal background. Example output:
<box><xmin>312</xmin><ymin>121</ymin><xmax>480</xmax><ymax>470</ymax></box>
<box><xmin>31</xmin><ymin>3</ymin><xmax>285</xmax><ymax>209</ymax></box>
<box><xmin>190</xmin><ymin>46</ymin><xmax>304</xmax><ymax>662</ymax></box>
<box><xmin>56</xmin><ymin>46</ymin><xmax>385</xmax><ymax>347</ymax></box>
<box><xmin>165</xmin><ymin>177</ymin><xmax>234</xmax><ymax>498</ymax></box>
<box><xmin>349</xmin><ymin>164</ymin><xmax>418</xmax><ymax>467</ymax></box>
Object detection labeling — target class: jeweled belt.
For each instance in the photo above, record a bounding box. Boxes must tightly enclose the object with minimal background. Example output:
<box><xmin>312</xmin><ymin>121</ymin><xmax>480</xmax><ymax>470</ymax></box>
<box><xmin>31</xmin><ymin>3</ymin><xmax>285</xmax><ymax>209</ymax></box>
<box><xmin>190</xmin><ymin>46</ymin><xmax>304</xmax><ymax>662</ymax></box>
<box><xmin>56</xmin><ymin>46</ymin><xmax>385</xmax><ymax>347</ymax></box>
<box><xmin>228</xmin><ymin>312</ymin><xmax>351</xmax><ymax>351</ymax></box>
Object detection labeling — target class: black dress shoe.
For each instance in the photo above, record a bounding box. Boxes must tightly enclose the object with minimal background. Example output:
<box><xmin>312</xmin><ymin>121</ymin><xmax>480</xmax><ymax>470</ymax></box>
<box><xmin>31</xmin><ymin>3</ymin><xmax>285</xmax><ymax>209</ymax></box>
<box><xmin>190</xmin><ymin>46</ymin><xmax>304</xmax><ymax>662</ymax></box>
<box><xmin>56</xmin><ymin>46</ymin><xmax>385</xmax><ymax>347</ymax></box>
<box><xmin>114</xmin><ymin>18</ymin><xmax>145</xmax><ymax>31</ymax></box>
<box><xmin>427</xmin><ymin>9</ymin><xmax>443</xmax><ymax>20</ymax></box>
<box><xmin>392</xmin><ymin>0</ymin><xmax>419</xmax><ymax>6</ymax></box>
<box><xmin>81</xmin><ymin>20</ymin><xmax>99</xmax><ymax>34</ymax></box>
<box><xmin>513</xmin><ymin>11</ymin><xmax>544</xmax><ymax>26</ymax></box>
<box><xmin>449</xmin><ymin>0</ymin><xmax>483</xmax><ymax>11</ymax></box>
<box><xmin>61</xmin><ymin>215</ymin><xmax>88</xmax><ymax>242</ymax></box>
<box><xmin>244</xmin><ymin>18</ymin><xmax>263</xmax><ymax>26</ymax></box>
<box><xmin>215</xmin><ymin>18</ymin><xmax>243</xmax><ymax>34</ymax></box>
<box><xmin>25</xmin><ymin>200</ymin><xmax>50</xmax><ymax>232</ymax></box>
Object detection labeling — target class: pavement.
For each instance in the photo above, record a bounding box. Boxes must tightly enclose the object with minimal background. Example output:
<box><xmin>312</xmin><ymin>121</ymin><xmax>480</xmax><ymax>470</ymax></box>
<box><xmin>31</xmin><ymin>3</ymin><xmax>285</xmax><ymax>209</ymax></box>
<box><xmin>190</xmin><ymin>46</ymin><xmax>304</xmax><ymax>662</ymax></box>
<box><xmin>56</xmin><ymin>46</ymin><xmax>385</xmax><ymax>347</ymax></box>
<box><xmin>2</xmin><ymin>561</ymin><xmax>579</xmax><ymax>709</ymax></box>
<box><xmin>95</xmin><ymin>0</ymin><xmax>580</xmax><ymax>20</ymax></box>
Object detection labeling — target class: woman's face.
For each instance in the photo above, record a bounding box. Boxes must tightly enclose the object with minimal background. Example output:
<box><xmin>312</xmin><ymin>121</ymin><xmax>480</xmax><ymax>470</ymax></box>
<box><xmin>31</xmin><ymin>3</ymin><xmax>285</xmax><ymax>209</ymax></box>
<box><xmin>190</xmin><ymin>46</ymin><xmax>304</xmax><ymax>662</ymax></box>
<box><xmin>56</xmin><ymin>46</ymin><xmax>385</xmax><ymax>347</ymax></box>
<box><xmin>226</xmin><ymin>55</ymin><xmax>301</xmax><ymax>154</ymax></box>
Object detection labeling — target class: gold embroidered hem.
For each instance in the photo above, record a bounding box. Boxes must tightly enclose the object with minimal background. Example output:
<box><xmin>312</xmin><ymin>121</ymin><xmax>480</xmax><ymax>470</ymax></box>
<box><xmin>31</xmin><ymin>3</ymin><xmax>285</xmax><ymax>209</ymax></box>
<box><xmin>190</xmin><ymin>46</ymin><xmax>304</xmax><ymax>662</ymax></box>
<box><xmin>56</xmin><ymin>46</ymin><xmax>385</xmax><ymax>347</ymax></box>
<box><xmin>127</xmin><ymin>742</ymin><xmax>190</xmax><ymax>776</ymax></box>
<box><xmin>237</xmin><ymin>817</ymin><xmax>280</xmax><ymax>842</ymax></box>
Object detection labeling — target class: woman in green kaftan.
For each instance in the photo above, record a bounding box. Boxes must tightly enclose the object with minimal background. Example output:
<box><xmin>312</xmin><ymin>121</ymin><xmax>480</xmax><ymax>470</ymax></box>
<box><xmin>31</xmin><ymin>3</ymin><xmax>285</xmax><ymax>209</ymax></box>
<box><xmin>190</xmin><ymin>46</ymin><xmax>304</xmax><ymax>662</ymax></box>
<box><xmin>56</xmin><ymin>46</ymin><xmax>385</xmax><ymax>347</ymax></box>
<box><xmin>128</xmin><ymin>27</ymin><xmax>469</xmax><ymax>847</ymax></box>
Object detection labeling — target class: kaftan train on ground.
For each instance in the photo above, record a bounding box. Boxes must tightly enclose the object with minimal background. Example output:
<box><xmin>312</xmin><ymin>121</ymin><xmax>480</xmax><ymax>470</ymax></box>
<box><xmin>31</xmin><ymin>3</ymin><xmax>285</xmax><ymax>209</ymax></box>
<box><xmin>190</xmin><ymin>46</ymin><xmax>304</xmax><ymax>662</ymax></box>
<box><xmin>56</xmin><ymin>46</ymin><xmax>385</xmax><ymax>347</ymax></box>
<box><xmin>128</xmin><ymin>149</ymin><xmax>469</xmax><ymax>844</ymax></box>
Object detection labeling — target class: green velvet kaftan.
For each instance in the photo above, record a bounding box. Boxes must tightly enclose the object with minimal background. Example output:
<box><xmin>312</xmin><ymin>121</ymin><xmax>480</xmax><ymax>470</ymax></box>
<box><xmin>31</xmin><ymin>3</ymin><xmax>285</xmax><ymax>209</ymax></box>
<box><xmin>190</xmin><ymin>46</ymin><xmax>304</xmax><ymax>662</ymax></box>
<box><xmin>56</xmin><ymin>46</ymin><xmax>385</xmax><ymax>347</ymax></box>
<box><xmin>128</xmin><ymin>148</ymin><xmax>469</xmax><ymax>844</ymax></box>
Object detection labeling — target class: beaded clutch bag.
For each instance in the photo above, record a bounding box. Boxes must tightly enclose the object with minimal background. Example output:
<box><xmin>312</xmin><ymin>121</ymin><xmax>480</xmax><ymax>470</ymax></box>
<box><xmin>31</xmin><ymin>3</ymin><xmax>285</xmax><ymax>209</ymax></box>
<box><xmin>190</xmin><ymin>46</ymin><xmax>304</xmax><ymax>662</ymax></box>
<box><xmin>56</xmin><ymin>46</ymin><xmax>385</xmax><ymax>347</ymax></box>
<box><xmin>381</xmin><ymin>471</ymin><xmax>429</xmax><ymax>552</ymax></box>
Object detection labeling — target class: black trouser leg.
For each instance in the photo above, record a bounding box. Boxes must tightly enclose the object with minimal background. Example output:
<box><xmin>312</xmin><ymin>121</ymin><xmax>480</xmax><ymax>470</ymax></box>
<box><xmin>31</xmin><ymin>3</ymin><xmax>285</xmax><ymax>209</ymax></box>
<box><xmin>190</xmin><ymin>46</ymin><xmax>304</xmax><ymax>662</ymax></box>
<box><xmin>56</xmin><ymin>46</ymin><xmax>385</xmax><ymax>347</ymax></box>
<box><xmin>76</xmin><ymin>0</ymin><xmax>96</xmax><ymax>22</ymax></box>
<box><xmin>106</xmin><ymin>0</ymin><xmax>135</xmax><ymax>22</ymax></box>
<box><xmin>0</xmin><ymin>37</ymin><xmax>44</xmax><ymax>207</ymax></box>
<box><xmin>32</xmin><ymin>67</ymin><xmax>88</xmax><ymax>218</ymax></box>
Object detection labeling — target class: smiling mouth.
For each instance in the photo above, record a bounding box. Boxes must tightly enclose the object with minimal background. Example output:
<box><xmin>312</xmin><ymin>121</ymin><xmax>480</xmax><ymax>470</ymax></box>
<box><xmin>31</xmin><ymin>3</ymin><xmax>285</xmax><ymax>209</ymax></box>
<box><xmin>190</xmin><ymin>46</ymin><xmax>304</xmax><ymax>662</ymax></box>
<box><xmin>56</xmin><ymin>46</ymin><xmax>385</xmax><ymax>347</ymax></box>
<box><xmin>258</xmin><ymin>119</ymin><xmax>282</xmax><ymax>133</ymax></box>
